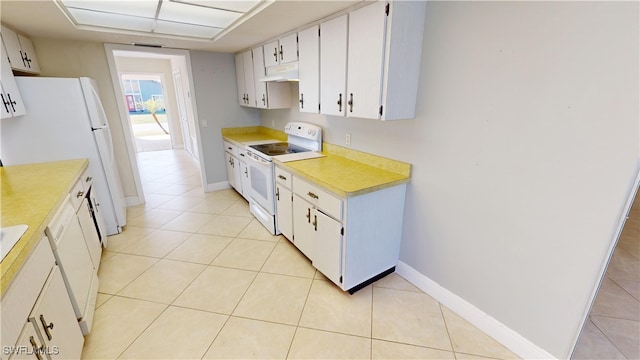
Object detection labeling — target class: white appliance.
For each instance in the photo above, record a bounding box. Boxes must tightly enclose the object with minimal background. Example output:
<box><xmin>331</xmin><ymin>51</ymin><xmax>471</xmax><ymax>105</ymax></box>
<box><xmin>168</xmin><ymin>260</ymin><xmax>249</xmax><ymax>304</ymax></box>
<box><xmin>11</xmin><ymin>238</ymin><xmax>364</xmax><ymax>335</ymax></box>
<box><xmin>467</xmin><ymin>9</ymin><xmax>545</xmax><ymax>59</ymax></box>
<box><xmin>246</xmin><ymin>122</ymin><xmax>323</xmax><ymax>234</ymax></box>
<box><xmin>46</xmin><ymin>195</ymin><xmax>98</xmax><ymax>335</ymax></box>
<box><xmin>1</xmin><ymin>77</ymin><xmax>127</xmax><ymax>236</ymax></box>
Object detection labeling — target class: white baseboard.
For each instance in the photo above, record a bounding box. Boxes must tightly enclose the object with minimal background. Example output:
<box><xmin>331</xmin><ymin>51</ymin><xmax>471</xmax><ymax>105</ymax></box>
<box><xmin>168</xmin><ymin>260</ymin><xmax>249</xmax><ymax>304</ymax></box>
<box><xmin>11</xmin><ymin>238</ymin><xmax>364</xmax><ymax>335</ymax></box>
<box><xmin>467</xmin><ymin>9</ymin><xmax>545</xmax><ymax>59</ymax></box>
<box><xmin>206</xmin><ymin>181</ymin><xmax>231</xmax><ymax>192</ymax></box>
<box><xmin>125</xmin><ymin>196</ymin><xmax>143</xmax><ymax>207</ymax></box>
<box><xmin>396</xmin><ymin>261</ymin><xmax>555</xmax><ymax>359</ymax></box>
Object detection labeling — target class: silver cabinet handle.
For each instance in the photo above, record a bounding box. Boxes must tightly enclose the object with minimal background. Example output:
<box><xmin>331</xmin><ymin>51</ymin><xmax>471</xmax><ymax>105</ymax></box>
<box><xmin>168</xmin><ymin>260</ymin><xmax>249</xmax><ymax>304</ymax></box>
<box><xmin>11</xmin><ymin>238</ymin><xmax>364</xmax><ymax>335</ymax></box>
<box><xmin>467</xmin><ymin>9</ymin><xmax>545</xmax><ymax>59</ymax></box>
<box><xmin>85</xmin><ymin>176</ymin><xmax>93</xmax><ymax>182</ymax></box>
<box><xmin>307</xmin><ymin>192</ymin><xmax>319</xmax><ymax>200</ymax></box>
<box><xmin>278</xmin><ymin>175</ymin><xmax>287</xmax><ymax>181</ymax></box>
<box><xmin>76</xmin><ymin>190</ymin><xmax>85</xmax><ymax>198</ymax></box>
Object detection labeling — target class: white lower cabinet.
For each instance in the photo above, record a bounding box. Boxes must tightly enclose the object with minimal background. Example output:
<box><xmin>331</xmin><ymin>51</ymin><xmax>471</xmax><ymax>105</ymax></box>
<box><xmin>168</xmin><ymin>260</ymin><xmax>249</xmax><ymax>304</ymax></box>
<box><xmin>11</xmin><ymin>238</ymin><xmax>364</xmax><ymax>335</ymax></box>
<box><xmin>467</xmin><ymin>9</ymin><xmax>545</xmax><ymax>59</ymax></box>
<box><xmin>276</xmin><ymin>185</ymin><xmax>293</xmax><ymax>241</ymax></box>
<box><xmin>282</xmin><ymin>173</ymin><xmax>407</xmax><ymax>293</ymax></box>
<box><xmin>225</xmin><ymin>148</ymin><xmax>241</xmax><ymax>193</ymax></box>
<box><xmin>292</xmin><ymin>194</ymin><xmax>315</xmax><ymax>259</ymax></box>
<box><xmin>10</xmin><ymin>321</ymin><xmax>43</xmax><ymax>360</ymax></box>
<box><xmin>311</xmin><ymin>209</ymin><xmax>343</xmax><ymax>285</ymax></box>
<box><xmin>2</xmin><ymin>236</ymin><xmax>84</xmax><ymax>360</ymax></box>
<box><xmin>27</xmin><ymin>266</ymin><xmax>84</xmax><ymax>359</ymax></box>
<box><xmin>238</xmin><ymin>159</ymin><xmax>251</xmax><ymax>200</ymax></box>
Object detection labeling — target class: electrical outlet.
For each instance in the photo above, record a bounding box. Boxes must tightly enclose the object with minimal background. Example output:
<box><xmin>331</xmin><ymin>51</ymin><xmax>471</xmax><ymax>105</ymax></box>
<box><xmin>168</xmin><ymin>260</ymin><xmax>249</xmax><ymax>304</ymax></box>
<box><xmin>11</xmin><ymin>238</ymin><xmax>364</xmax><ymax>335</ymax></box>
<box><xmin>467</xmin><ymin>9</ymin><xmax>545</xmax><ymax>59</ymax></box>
<box><xmin>345</xmin><ymin>133</ymin><xmax>351</xmax><ymax>146</ymax></box>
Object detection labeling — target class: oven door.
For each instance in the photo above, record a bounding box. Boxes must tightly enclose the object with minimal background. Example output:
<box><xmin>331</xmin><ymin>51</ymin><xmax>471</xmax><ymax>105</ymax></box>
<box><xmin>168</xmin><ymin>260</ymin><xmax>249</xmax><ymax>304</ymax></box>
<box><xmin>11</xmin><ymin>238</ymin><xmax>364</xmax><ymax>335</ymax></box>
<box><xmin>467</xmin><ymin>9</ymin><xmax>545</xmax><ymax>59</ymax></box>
<box><xmin>246</xmin><ymin>154</ymin><xmax>277</xmax><ymax>234</ymax></box>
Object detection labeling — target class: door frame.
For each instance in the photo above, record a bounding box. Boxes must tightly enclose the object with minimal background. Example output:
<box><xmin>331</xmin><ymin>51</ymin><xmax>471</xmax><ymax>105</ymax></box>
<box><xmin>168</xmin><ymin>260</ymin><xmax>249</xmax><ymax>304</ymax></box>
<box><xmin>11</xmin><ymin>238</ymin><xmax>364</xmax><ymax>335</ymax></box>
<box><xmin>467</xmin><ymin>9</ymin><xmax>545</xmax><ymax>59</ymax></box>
<box><xmin>104</xmin><ymin>43</ymin><xmax>205</xmax><ymax>206</ymax></box>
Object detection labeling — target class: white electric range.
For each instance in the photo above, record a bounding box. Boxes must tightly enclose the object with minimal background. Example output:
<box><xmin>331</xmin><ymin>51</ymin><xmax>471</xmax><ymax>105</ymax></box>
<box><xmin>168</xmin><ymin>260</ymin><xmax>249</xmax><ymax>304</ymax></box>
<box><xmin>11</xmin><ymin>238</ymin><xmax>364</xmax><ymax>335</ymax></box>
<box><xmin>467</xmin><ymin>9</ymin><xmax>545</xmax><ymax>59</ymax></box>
<box><xmin>245</xmin><ymin>122</ymin><xmax>323</xmax><ymax>234</ymax></box>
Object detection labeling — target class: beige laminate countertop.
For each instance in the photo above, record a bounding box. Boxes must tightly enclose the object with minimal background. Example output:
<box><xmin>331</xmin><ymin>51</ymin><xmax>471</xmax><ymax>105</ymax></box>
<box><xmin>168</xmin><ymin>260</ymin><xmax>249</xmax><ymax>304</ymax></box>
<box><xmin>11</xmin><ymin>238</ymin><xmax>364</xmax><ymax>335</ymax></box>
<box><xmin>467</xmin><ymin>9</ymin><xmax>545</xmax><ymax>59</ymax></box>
<box><xmin>1</xmin><ymin>159</ymin><xmax>88</xmax><ymax>295</ymax></box>
<box><xmin>222</xmin><ymin>127</ymin><xmax>411</xmax><ymax>198</ymax></box>
<box><xmin>276</xmin><ymin>154</ymin><xmax>410</xmax><ymax>198</ymax></box>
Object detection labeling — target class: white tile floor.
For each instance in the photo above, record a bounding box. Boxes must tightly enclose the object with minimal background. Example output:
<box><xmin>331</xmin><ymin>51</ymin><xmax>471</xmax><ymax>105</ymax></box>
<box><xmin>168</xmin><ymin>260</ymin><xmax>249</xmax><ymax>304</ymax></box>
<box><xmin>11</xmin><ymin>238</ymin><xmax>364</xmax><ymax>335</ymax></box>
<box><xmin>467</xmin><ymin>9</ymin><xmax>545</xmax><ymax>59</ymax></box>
<box><xmin>572</xmin><ymin>194</ymin><xmax>640</xmax><ymax>360</ymax></box>
<box><xmin>81</xmin><ymin>149</ymin><xmax>520</xmax><ymax>359</ymax></box>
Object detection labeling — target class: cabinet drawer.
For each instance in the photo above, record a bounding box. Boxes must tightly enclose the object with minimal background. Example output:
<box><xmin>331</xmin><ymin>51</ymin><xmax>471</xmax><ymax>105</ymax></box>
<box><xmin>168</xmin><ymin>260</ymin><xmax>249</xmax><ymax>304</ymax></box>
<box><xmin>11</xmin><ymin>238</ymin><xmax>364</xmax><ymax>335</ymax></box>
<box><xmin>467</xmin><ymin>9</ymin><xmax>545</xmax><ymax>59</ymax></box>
<box><xmin>69</xmin><ymin>178</ymin><xmax>85</xmax><ymax>211</ymax></box>
<box><xmin>275</xmin><ymin>166</ymin><xmax>292</xmax><ymax>189</ymax></box>
<box><xmin>293</xmin><ymin>176</ymin><xmax>342</xmax><ymax>220</ymax></box>
<box><xmin>223</xmin><ymin>141</ymin><xmax>241</xmax><ymax>157</ymax></box>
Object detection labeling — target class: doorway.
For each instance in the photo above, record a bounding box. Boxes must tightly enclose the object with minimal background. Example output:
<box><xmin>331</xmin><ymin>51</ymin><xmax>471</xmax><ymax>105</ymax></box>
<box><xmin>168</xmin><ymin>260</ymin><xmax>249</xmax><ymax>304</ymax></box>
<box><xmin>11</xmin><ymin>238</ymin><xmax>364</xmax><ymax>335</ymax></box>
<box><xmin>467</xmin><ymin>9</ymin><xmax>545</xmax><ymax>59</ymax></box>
<box><xmin>105</xmin><ymin>44</ymin><xmax>204</xmax><ymax>207</ymax></box>
<box><xmin>122</xmin><ymin>74</ymin><xmax>172</xmax><ymax>152</ymax></box>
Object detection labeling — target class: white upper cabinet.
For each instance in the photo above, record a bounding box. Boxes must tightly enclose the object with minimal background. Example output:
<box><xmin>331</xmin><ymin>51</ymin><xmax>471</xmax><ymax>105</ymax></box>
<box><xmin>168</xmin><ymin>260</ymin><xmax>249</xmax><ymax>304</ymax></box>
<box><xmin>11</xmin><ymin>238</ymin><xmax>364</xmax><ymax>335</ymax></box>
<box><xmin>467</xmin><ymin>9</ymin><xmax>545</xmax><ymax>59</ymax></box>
<box><xmin>1</xmin><ymin>25</ymin><xmax>40</xmax><ymax>74</ymax></box>
<box><xmin>264</xmin><ymin>32</ymin><xmax>298</xmax><ymax>67</ymax></box>
<box><xmin>297</xmin><ymin>25</ymin><xmax>320</xmax><ymax>113</ymax></box>
<box><xmin>235</xmin><ymin>50</ymin><xmax>256</xmax><ymax>107</ymax></box>
<box><xmin>0</xmin><ymin>38</ymin><xmax>26</xmax><ymax>119</ymax></box>
<box><xmin>253</xmin><ymin>46</ymin><xmax>292</xmax><ymax>109</ymax></box>
<box><xmin>252</xmin><ymin>47</ymin><xmax>269</xmax><ymax>109</ymax></box>
<box><xmin>320</xmin><ymin>15</ymin><xmax>348</xmax><ymax>117</ymax></box>
<box><xmin>346</xmin><ymin>1</ymin><xmax>426</xmax><ymax>120</ymax></box>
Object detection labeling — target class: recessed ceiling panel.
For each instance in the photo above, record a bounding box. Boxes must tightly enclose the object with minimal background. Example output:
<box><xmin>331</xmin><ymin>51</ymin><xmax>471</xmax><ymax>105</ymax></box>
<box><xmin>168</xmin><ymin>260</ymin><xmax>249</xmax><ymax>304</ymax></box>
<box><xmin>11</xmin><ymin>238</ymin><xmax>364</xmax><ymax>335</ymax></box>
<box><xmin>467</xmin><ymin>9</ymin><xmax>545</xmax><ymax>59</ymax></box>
<box><xmin>67</xmin><ymin>7</ymin><xmax>155</xmax><ymax>32</ymax></box>
<box><xmin>61</xmin><ymin>0</ymin><xmax>159</xmax><ymax>18</ymax></box>
<box><xmin>172</xmin><ymin>0</ymin><xmax>261</xmax><ymax>13</ymax></box>
<box><xmin>159</xmin><ymin>1</ymin><xmax>241</xmax><ymax>28</ymax></box>
<box><xmin>154</xmin><ymin>20</ymin><xmax>222</xmax><ymax>38</ymax></box>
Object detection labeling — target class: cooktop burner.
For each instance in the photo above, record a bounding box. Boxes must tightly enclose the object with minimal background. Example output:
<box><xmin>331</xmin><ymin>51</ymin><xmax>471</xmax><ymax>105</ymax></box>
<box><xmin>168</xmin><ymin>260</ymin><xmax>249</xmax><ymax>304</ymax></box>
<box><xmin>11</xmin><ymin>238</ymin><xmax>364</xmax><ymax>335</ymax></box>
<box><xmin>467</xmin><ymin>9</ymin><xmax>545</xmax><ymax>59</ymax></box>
<box><xmin>249</xmin><ymin>142</ymin><xmax>310</xmax><ymax>157</ymax></box>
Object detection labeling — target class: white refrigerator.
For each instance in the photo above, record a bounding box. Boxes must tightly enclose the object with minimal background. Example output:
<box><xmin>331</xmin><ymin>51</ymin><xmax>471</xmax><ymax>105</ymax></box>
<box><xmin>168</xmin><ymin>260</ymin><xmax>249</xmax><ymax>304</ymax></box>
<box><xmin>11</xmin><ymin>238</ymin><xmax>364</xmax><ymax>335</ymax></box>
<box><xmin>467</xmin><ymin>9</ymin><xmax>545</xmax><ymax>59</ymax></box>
<box><xmin>1</xmin><ymin>77</ymin><xmax>127</xmax><ymax>236</ymax></box>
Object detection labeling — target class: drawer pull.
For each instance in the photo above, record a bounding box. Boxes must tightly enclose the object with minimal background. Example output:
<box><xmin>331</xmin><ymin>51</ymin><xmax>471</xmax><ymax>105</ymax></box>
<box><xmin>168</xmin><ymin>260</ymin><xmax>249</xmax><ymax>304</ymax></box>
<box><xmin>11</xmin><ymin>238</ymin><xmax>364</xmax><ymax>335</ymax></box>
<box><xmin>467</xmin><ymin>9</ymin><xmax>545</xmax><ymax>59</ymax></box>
<box><xmin>85</xmin><ymin>176</ymin><xmax>93</xmax><ymax>182</ymax></box>
<box><xmin>307</xmin><ymin>192</ymin><xmax>319</xmax><ymax>200</ymax></box>
<box><xmin>76</xmin><ymin>190</ymin><xmax>85</xmax><ymax>198</ymax></box>
<box><xmin>278</xmin><ymin>175</ymin><xmax>287</xmax><ymax>181</ymax></box>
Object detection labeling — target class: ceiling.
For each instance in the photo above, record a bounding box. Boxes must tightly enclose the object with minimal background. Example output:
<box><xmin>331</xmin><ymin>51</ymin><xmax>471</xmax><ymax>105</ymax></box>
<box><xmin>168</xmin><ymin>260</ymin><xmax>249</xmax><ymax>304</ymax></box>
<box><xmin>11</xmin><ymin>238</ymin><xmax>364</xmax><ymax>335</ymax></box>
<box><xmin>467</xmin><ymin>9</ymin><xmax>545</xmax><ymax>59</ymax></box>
<box><xmin>0</xmin><ymin>0</ymin><xmax>361</xmax><ymax>53</ymax></box>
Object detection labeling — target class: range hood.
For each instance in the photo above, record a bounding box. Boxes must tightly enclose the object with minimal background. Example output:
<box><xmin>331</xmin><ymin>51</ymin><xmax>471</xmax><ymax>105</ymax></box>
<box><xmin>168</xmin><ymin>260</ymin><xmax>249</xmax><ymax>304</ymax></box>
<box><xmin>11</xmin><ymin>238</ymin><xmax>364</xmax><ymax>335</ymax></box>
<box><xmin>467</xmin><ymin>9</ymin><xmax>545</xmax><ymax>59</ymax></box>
<box><xmin>260</xmin><ymin>62</ymin><xmax>299</xmax><ymax>82</ymax></box>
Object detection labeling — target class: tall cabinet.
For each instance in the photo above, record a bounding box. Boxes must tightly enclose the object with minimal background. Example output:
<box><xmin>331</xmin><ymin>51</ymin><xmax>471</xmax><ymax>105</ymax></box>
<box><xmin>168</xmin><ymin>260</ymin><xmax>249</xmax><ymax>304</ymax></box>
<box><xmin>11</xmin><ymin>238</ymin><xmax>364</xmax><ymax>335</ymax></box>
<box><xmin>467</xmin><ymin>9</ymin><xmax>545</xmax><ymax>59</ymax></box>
<box><xmin>297</xmin><ymin>25</ymin><xmax>320</xmax><ymax>113</ymax></box>
<box><xmin>345</xmin><ymin>1</ymin><xmax>426</xmax><ymax>120</ymax></box>
<box><xmin>319</xmin><ymin>15</ymin><xmax>348</xmax><ymax>117</ymax></box>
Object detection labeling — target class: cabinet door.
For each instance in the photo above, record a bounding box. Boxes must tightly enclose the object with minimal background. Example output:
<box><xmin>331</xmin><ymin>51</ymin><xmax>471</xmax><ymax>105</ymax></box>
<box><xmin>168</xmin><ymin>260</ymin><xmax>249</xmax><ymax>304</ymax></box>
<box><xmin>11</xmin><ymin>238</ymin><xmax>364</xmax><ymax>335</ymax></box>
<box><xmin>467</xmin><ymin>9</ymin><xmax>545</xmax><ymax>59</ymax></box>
<box><xmin>279</xmin><ymin>33</ymin><xmax>298</xmax><ymax>64</ymax></box>
<box><xmin>292</xmin><ymin>195</ymin><xmax>314</xmax><ymax>258</ymax></box>
<box><xmin>298</xmin><ymin>25</ymin><xmax>319</xmax><ymax>113</ymax></box>
<box><xmin>0</xmin><ymin>39</ymin><xmax>26</xmax><ymax>118</ymax></box>
<box><xmin>225</xmin><ymin>152</ymin><xmax>239</xmax><ymax>191</ymax></box>
<box><xmin>346</xmin><ymin>1</ymin><xmax>387</xmax><ymax>119</ymax></box>
<box><xmin>239</xmin><ymin>160</ymin><xmax>251</xmax><ymax>200</ymax></box>
<box><xmin>263</xmin><ymin>40</ymin><xmax>279</xmax><ymax>67</ymax></box>
<box><xmin>313</xmin><ymin>209</ymin><xmax>343</xmax><ymax>286</ymax></box>
<box><xmin>0</xmin><ymin>26</ymin><xmax>39</xmax><ymax>74</ymax></box>
<box><xmin>252</xmin><ymin>47</ymin><xmax>268</xmax><ymax>109</ymax></box>
<box><xmin>275</xmin><ymin>184</ymin><xmax>293</xmax><ymax>240</ymax></box>
<box><xmin>16</xmin><ymin>34</ymin><xmax>40</xmax><ymax>73</ymax></box>
<box><xmin>9</xmin><ymin>322</ymin><xmax>44</xmax><ymax>360</ymax></box>
<box><xmin>320</xmin><ymin>15</ymin><xmax>348</xmax><ymax>116</ymax></box>
<box><xmin>242</xmin><ymin>51</ymin><xmax>256</xmax><ymax>107</ymax></box>
<box><xmin>77</xmin><ymin>198</ymin><xmax>102</xmax><ymax>270</ymax></box>
<box><xmin>29</xmin><ymin>266</ymin><xmax>84</xmax><ymax>359</ymax></box>
<box><xmin>235</xmin><ymin>53</ymin><xmax>247</xmax><ymax>105</ymax></box>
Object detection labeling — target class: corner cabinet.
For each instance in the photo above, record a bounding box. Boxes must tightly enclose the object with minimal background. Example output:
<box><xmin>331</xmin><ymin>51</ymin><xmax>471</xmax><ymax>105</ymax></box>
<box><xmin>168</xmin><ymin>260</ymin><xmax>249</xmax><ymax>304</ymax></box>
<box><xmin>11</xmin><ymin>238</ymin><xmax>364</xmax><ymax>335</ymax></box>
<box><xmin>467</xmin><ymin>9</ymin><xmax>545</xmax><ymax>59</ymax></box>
<box><xmin>279</xmin><ymin>171</ymin><xmax>407</xmax><ymax>293</ymax></box>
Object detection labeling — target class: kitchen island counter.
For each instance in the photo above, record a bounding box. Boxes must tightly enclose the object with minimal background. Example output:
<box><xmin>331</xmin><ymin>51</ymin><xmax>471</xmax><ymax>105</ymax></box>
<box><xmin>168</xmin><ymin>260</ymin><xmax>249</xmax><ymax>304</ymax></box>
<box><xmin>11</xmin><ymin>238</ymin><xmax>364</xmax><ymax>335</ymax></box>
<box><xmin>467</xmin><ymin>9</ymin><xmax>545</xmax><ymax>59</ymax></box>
<box><xmin>1</xmin><ymin>159</ymin><xmax>88</xmax><ymax>294</ymax></box>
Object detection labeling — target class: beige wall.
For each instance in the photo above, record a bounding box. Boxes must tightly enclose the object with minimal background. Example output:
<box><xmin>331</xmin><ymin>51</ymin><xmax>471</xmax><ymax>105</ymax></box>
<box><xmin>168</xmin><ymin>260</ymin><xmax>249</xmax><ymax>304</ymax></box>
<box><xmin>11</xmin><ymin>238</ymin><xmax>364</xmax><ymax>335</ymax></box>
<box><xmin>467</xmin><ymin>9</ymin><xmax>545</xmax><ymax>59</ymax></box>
<box><xmin>260</xmin><ymin>1</ymin><xmax>639</xmax><ymax>357</ymax></box>
<box><xmin>32</xmin><ymin>38</ymin><xmax>137</xmax><ymax>197</ymax></box>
